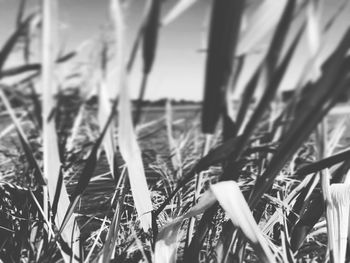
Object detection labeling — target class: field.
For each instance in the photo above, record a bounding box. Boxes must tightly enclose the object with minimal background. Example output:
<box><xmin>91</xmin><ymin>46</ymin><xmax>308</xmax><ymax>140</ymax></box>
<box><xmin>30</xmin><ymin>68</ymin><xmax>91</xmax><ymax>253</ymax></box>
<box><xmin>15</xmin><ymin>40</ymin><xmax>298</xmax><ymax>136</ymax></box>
<box><xmin>1</xmin><ymin>0</ymin><xmax>350</xmax><ymax>263</ymax></box>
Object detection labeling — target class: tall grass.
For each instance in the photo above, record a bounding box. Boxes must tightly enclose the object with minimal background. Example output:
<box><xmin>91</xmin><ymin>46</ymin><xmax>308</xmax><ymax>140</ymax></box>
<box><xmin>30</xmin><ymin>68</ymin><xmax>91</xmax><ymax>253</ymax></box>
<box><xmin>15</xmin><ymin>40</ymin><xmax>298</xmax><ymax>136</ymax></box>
<box><xmin>0</xmin><ymin>0</ymin><xmax>350</xmax><ymax>262</ymax></box>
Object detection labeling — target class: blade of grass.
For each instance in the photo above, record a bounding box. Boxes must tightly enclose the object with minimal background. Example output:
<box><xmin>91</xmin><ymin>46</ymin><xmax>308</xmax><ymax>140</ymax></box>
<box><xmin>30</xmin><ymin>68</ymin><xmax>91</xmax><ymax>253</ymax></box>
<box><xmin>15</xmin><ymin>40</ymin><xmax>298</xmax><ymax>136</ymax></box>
<box><xmin>323</xmin><ymin>0</ymin><xmax>349</xmax><ymax>32</ymax></box>
<box><xmin>41</xmin><ymin>1</ymin><xmax>80</xmax><ymax>261</ymax></box>
<box><xmin>289</xmin><ymin>120</ymin><xmax>349</xmax><ymax>251</ymax></box>
<box><xmin>118</xmin><ymin>76</ymin><xmax>153</xmax><ymax>231</ymax></box>
<box><xmin>184</xmin><ymin>4</ymin><xmax>299</xmax><ymax>258</ymax></box>
<box><xmin>161</xmin><ymin>0</ymin><xmax>199</xmax><ymax>26</ymax></box>
<box><xmin>305</xmin><ymin>0</ymin><xmax>323</xmax><ymax>79</ymax></box>
<box><xmin>156</xmin><ymin>16</ymin><xmax>301</xmax><ymax>221</ymax></box>
<box><xmin>16</xmin><ymin>0</ymin><xmax>26</xmax><ymax>27</ymax></box>
<box><xmin>134</xmin><ymin>0</ymin><xmax>161</xmax><ymax>125</ymax></box>
<box><xmin>98</xmin><ymin>80</ymin><xmax>116</xmax><ymax>179</ymax></box>
<box><xmin>126</xmin><ymin>0</ymin><xmax>152</xmax><ymax>72</ymax></box>
<box><xmin>236</xmin><ymin>0</ymin><xmax>288</xmax><ymax>56</ymax></box>
<box><xmin>295</xmin><ymin>148</ymin><xmax>350</xmax><ymax>177</ymax></box>
<box><xmin>233</xmin><ymin>0</ymin><xmax>298</xmax><ymax>151</ymax></box>
<box><xmin>165</xmin><ymin>99</ymin><xmax>182</xmax><ymax>174</ymax></box>
<box><xmin>201</xmin><ymin>0</ymin><xmax>244</xmax><ymax>134</ymax></box>
<box><xmin>1</xmin><ymin>52</ymin><xmax>77</xmax><ymax>78</ymax></box>
<box><xmin>111</xmin><ymin>0</ymin><xmax>153</xmax><ymax>231</ymax></box>
<box><xmin>154</xmin><ymin>135</ymin><xmax>242</xmax><ymax>216</ymax></box>
<box><xmin>306</xmin><ymin>0</ymin><xmax>322</xmax><ymax>56</ymax></box>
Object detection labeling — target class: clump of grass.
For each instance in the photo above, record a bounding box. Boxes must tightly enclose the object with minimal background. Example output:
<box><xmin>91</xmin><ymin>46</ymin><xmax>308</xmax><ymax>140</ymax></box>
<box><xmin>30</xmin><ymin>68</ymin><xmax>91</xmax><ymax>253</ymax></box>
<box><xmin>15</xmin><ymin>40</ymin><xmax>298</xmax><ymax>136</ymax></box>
<box><xmin>0</xmin><ymin>0</ymin><xmax>350</xmax><ymax>262</ymax></box>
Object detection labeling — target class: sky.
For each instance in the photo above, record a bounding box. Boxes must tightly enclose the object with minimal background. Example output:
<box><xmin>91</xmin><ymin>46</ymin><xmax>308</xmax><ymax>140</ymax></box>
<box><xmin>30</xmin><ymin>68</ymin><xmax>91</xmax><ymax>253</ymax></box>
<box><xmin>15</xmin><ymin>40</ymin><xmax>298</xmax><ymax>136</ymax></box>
<box><xmin>0</xmin><ymin>0</ymin><xmax>349</xmax><ymax>101</ymax></box>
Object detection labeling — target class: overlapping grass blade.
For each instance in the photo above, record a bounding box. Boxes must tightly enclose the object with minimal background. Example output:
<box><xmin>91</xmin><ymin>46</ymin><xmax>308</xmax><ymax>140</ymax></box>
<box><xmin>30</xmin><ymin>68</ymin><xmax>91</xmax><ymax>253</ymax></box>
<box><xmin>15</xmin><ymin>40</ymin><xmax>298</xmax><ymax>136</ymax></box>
<box><xmin>59</xmin><ymin>96</ymin><xmax>118</xmax><ymax>234</ymax></box>
<box><xmin>236</xmin><ymin>0</ymin><xmax>288</xmax><ymax>56</ymax></box>
<box><xmin>232</xmin><ymin>0</ymin><xmax>297</xmax><ymax>154</ymax></box>
<box><xmin>99</xmin><ymin>169</ymin><xmax>127</xmax><ymax>262</ymax></box>
<box><xmin>0</xmin><ymin>14</ymin><xmax>37</xmax><ymax>73</ymax></box>
<box><xmin>291</xmin><ymin>128</ymin><xmax>350</xmax><ymax>250</ymax></box>
<box><xmin>0</xmin><ymin>89</ymin><xmax>45</xmax><ymax>185</ymax></box>
<box><xmin>249</xmin><ymin>29</ymin><xmax>350</xmax><ymax>208</ymax></box>
<box><xmin>183</xmin><ymin>4</ymin><xmax>300</xmax><ymax>258</ymax></box>
<box><xmin>155</xmin><ymin>181</ymin><xmax>275</xmax><ymax>263</ymax></box>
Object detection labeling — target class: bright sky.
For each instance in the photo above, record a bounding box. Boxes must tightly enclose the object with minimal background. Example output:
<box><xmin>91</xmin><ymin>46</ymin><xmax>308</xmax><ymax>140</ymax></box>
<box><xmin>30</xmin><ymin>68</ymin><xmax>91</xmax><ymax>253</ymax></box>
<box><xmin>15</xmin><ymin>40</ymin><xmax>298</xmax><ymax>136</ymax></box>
<box><xmin>0</xmin><ymin>0</ymin><xmax>349</xmax><ymax>101</ymax></box>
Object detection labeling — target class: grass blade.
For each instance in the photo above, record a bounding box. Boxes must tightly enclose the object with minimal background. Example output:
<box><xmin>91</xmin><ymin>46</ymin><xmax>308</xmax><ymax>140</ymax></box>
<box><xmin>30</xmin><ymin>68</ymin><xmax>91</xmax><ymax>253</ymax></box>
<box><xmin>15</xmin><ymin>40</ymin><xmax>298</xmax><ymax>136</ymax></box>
<box><xmin>305</xmin><ymin>0</ymin><xmax>323</xmax><ymax>79</ymax></box>
<box><xmin>306</xmin><ymin>0</ymin><xmax>322</xmax><ymax>56</ymax></box>
<box><xmin>165</xmin><ymin>99</ymin><xmax>182</xmax><ymax>174</ymax></box>
<box><xmin>161</xmin><ymin>0</ymin><xmax>198</xmax><ymax>26</ymax></box>
<box><xmin>118</xmin><ymin>76</ymin><xmax>153</xmax><ymax>231</ymax></box>
<box><xmin>41</xmin><ymin>0</ymin><xmax>80</xmax><ymax>261</ymax></box>
<box><xmin>111</xmin><ymin>0</ymin><xmax>153</xmax><ymax>231</ymax></box>
<box><xmin>233</xmin><ymin>0</ymin><xmax>297</xmax><ymax>152</ymax></box>
<box><xmin>295</xmin><ymin>148</ymin><xmax>350</xmax><ymax>177</ymax></box>
<box><xmin>142</xmin><ymin>0</ymin><xmax>161</xmax><ymax>77</ymax></box>
<box><xmin>134</xmin><ymin>0</ymin><xmax>161</xmax><ymax>125</ymax></box>
<box><xmin>98</xmin><ymin>41</ymin><xmax>116</xmax><ymax>180</ymax></box>
<box><xmin>16</xmin><ymin>0</ymin><xmax>26</xmax><ymax>27</ymax></box>
<box><xmin>237</xmin><ymin>0</ymin><xmax>288</xmax><ymax>55</ymax></box>
<box><xmin>201</xmin><ymin>0</ymin><xmax>244</xmax><ymax>134</ymax></box>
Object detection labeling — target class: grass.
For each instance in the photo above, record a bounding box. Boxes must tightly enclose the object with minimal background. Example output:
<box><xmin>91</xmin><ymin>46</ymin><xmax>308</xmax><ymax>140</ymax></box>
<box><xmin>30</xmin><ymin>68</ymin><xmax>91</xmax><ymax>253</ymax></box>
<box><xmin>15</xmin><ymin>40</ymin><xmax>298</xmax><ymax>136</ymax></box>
<box><xmin>0</xmin><ymin>0</ymin><xmax>350</xmax><ymax>262</ymax></box>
